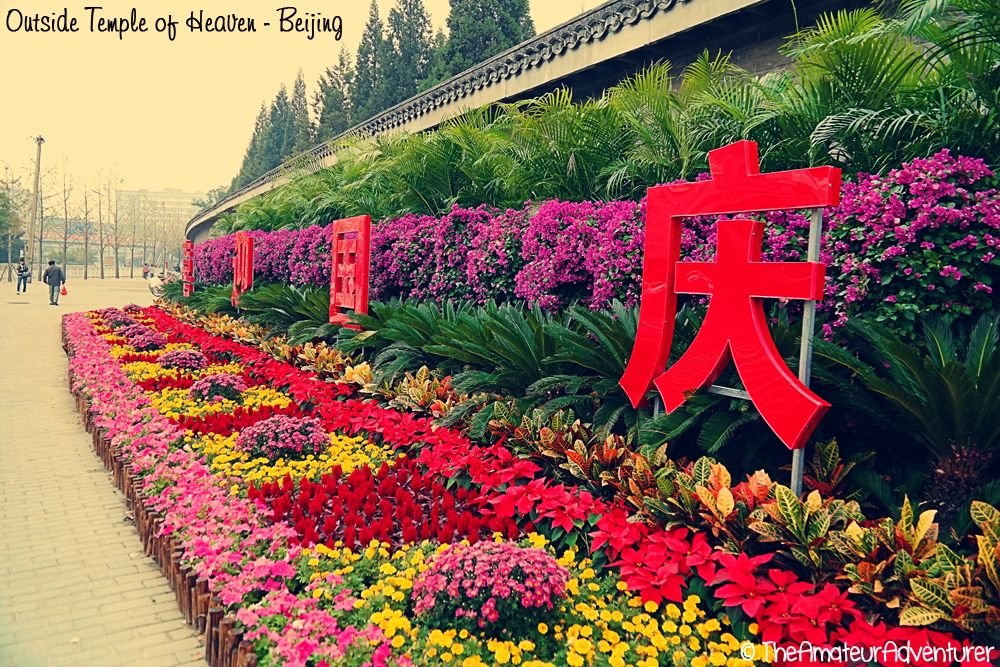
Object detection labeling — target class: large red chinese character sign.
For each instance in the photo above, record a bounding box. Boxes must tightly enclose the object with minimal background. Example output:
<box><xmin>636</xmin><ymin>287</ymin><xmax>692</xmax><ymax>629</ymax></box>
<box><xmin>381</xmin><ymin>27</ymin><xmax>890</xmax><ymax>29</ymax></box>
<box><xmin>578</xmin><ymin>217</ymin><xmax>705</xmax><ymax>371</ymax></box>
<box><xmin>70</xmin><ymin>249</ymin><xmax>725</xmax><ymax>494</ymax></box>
<box><xmin>231</xmin><ymin>231</ymin><xmax>254</xmax><ymax>308</ymax></box>
<box><xmin>182</xmin><ymin>240</ymin><xmax>194</xmax><ymax>297</ymax></box>
<box><xmin>329</xmin><ymin>215</ymin><xmax>371</xmax><ymax>329</ymax></box>
<box><xmin>620</xmin><ymin>141</ymin><xmax>841</xmax><ymax>449</ymax></box>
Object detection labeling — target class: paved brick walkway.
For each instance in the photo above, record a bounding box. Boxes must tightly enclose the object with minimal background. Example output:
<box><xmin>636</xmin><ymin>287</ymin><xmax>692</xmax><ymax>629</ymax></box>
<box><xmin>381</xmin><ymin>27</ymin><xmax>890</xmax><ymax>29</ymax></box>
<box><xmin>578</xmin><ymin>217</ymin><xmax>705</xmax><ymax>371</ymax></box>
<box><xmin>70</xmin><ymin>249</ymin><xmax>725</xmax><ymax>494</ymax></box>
<box><xmin>0</xmin><ymin>277</ymin><xmax>204</xmax><ymax>667</ymax></box>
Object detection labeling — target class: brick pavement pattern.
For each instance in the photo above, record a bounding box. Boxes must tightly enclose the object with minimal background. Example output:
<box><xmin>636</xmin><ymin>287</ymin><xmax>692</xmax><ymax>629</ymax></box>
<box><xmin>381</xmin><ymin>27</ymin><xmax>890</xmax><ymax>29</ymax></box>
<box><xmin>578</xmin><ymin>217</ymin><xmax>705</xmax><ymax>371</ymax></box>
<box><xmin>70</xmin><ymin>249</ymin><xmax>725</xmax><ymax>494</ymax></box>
<box><xmin>0</xmin><ymin>278</ymin><xmax>205</xmax><ymax>667</ymax></box>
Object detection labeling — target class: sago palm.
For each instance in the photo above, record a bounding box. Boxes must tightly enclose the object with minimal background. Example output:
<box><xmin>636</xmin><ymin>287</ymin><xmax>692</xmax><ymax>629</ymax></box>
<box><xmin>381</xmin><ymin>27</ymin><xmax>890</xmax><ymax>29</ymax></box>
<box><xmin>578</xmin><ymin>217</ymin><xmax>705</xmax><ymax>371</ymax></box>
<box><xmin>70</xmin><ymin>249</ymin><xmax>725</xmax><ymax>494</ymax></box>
<box><xmin>528</xmin><ymin>301</ymin><xmax>648</xmax><ymax>436</ymax></box>
<box><xmin>815</xmin><ymin>313</ymin><xmax>1000</xmax><ymax>460</ymax></box>
<box><xmin>815</xmin><ymin>313</ymin><xmax>1000</xmax><ymax>534</ymax></box>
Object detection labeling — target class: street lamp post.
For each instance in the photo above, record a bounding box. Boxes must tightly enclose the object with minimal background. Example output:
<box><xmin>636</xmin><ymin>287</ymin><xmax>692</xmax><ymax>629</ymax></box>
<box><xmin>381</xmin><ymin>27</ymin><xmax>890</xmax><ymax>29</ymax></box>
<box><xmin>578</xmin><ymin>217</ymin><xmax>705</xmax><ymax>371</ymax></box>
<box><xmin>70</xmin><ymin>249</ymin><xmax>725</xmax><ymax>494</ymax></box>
<box><xmin>25</xmin><ymin>135</ymin><xmax>44</xmax><ymax>279</ymax></box>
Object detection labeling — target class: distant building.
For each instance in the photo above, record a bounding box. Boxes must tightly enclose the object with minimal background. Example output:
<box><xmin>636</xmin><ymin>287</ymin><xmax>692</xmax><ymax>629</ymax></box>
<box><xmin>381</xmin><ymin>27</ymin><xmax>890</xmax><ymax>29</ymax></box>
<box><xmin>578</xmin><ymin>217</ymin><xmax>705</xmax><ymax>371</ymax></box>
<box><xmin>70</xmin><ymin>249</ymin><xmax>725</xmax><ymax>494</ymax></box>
<box><xmin>119</xmin><ymin>188</ymin><xmax>205</xmax><ymax>230</ymax></box>
<box><xmin>116</xmin><ymin>188</ymin><xmax>206</xmax><ymax>270</ymax></box>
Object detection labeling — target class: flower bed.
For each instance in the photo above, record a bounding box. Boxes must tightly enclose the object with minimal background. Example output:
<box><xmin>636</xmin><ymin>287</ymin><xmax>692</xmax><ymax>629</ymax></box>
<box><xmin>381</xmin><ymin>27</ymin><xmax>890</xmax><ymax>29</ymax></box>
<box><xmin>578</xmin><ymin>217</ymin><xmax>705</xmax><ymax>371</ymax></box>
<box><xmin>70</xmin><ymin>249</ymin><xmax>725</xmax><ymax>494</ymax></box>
<box><xmin>64</xmin><ymin>306</ymin><xmax>996</xmax><ymax>666</ymax></box>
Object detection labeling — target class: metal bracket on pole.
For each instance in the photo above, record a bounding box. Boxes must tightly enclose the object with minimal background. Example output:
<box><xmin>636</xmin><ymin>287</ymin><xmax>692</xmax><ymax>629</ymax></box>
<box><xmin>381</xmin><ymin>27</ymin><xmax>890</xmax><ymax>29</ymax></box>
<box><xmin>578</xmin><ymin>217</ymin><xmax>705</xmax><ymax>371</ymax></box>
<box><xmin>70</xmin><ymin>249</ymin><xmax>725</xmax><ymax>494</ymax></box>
<box><xmin>707</xmin><ymin>385</ymin><xmax>751</xmax><ymax>401</ymax></box>
<box><xmin>790</xmin><ymin>207</ymin><xmax>824</xmax><ymax>497</ymax></box>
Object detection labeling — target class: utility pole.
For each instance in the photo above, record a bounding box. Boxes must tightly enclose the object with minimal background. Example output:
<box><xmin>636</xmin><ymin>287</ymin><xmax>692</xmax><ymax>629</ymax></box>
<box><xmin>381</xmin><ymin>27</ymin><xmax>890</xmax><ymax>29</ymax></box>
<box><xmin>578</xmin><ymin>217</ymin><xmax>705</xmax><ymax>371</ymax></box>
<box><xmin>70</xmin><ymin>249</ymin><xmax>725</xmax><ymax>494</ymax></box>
<box><xmin>25</xmin><ymin>135</ymin><xmax>44</xmax><ymax>277</ymax></box>
<box><xmin>37</xmin><ymin>184</ymin><xmax>46</xmax><ymax>281</ymax></box>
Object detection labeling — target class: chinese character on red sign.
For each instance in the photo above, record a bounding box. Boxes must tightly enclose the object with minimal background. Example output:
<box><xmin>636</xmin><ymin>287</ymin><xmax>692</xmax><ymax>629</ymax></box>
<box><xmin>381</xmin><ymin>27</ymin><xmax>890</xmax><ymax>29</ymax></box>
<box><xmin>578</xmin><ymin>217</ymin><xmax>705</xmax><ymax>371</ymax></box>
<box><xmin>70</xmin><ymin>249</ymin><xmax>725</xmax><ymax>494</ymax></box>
<box><xmin>329</xmin><ymin>215</ymin><xmax>371</xmax><ymax>329</ymax></box>
<box><xmin>182</xmin><ymin>240</ymin><xmax>194</xmax><ymax>297</ymax></box>
<box><xmin>231</xmin><ymin>231</ymin><xmax>254</xmax><ymax>307</ymax></box>
<box><xmin>619</xmin><ymin>140</ymin><xmax>841</xmax><ymax>450</ymax></box>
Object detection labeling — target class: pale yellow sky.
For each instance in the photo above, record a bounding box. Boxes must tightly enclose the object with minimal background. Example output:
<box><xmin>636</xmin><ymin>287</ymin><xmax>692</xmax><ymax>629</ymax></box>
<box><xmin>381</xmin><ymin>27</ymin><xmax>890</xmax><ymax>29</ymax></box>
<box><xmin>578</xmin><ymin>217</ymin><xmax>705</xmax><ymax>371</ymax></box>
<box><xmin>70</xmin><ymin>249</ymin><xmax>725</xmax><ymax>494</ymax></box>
<box><xmin>0</xmin><ymin>0</ymin><xmax>605</xmax><ymax>195</ymax></box>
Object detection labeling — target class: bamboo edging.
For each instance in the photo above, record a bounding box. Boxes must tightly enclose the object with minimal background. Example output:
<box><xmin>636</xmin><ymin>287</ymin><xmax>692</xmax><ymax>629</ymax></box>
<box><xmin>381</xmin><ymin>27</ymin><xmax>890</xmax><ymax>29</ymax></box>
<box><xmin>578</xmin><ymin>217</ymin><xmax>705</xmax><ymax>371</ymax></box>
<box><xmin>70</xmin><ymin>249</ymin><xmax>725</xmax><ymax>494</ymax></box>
<box><xmin>68</xmin><ymin>364</ymin><xmax>258</xmax><ymax>667</ymax></box>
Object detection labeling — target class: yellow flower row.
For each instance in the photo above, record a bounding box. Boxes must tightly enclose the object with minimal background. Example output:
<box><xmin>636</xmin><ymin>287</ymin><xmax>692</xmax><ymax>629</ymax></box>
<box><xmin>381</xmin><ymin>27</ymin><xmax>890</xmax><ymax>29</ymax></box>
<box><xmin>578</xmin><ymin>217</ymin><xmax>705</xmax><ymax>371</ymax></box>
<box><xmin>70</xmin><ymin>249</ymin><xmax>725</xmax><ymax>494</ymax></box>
<box><xmin>121</xmin><ymin>361</ymin><xmax>243</xmax><ymax>383</ymax></box>
<box><xmin>108</xmin><ymin>341</ymin><xmax>192</xmax><ymax>359</ymax></box>
<box><xmin>299</xmin><ymin>535</ymin><xmax>760</xmax><ymax>667</ymax></box>
<box><xmin>149</xmin><ymin>385</ymin><xmax>291</xmax><ymax>419</ymax></box>
<box><xmin>185</xmin><ymin>430</ymin><xmax>396</xmax><ymax>486</ymax></box>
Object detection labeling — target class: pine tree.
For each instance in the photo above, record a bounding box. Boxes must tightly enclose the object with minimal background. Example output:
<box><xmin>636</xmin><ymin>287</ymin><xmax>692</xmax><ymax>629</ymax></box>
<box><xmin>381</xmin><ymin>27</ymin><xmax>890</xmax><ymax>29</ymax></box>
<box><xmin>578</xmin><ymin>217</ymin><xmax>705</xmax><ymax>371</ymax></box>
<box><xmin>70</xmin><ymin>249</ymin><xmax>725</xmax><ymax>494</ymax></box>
<box><xmin>290</xmin><ymin>70</ymin><xmax>314</xmax><ymax>153</ymax></box>
<box><xmin>314</xmin><ymin>49</ymin><xmax>356</xmax><ymax>142</ymax></box>
<box><xmin>261</xmin><ymin>85</ymin><xmax>294</xmax><ymax>171</ymax></box>
<box><xmin>381</xmin><ymin>0</ymin><xmax>433</xmax><ymax>106</ymax></box>
<box><xmin>230</xmin><ymin>103</ymin><xmax>270</xmax><ymax>191</ymax></box>
<box><xmin>352</xmin><ymin>0</ymin><xmax>387</xmax><ymax>122</ymax></box>
<box><xmin>420</xmin><ymin>29</ymin><xmax>449</xmax><ymax>91</ymax></box>
<box><xmin>441</xmin><ymin>0</ymin><xmax>535</xmax><ymax>78</ymax></box>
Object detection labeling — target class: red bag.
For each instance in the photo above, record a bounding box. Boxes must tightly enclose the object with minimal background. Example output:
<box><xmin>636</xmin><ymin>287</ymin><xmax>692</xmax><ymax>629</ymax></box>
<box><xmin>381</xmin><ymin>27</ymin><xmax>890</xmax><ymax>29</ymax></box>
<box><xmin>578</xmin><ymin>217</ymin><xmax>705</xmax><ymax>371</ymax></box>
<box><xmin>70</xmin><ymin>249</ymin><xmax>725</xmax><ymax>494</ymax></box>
<box><xmin>60</xmin><ymin>286</ymin><xmax>67</xmax><ymax>296</ymax></box>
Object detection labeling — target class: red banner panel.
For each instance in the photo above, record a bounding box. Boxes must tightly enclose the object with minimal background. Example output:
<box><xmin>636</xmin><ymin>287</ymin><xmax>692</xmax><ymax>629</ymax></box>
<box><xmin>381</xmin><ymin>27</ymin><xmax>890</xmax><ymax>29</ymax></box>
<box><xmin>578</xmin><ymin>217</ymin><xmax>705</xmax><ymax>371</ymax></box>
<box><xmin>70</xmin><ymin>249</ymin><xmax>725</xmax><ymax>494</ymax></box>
<box><xmin>182</xmin><ymin>240</ymin><xmax>194</xmax><ymax>297</ymax></box>
<box><xmin>619</xmin><ymin>140</ymin><xmax>841</xmax><ymax>450</ymax></box>
<box><xmin>231</xmin><ymin>232</ymin><xmax>254</xmax><ymax>307</ymax></box>
<box><xmin>329</xmin><ymin>215</ymin><xmax>371</xmax><ymax>329</ymax></box>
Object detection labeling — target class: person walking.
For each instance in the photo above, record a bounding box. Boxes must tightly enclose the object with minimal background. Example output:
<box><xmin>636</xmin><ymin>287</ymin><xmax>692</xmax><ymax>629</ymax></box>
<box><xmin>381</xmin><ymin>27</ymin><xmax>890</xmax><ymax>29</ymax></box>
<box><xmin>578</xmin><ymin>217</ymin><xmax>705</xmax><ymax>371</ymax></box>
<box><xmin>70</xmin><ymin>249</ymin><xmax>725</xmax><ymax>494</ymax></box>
<box><xmin>42</xmin><ymin>260</ymin><xmax>66</xmax><ymax>306</ymax></box>
<box><xmin>142</xmin><ymin>263</ymin><xmax>150</xmax><ymax>280</ymax></box>
<box><xmin>15</xmin><ymin>258</ymin><xmax>30</xmax><ymax>294</ymax></box>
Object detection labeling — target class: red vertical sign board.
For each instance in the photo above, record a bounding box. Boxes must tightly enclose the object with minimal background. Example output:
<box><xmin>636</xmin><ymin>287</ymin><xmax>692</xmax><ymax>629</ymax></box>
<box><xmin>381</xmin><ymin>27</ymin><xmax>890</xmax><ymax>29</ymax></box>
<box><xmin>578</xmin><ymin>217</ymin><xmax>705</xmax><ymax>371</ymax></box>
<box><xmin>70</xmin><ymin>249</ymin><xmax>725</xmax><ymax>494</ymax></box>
<box><xmin>231</xmin><ymin>232</ymin><xmax>254</xmax><ymax>308</ymax></box>
<box><xmin>329</xmin><ymin>215</ymin><xmax>371</xmax><ymax>329</ymax></box>
<box><xmin>619</xmin><ymin>140</ymin><xmax>841</xmax><ymax>450</ymax></box>
<box><xmin>182</xmin><ymin>240</ymin><xmax>195</xmax><ymax>297</ymax></box>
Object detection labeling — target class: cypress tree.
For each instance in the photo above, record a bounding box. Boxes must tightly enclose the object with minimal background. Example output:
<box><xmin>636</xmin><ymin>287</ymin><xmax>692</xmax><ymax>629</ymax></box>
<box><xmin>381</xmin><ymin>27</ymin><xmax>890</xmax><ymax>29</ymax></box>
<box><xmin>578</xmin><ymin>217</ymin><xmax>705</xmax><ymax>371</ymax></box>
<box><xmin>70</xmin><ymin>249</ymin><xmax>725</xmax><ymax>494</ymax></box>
<box><xmin>382</xmin><ymin>0</ymin><xmax>433</xmax><ymax>106</ymax></box>
<box><xmin>420</xmin><ymin>29</ymin><xmax>449</xmax><ymax>91</ymax></box>
<box><xmin>261</xmin><ymin>85</ymin><xmax>294</xmax><ymax>171</ymax></box>
<box><xmin>230</xmin><ymin>103</ymin><xmax>270</xmax><ymax>190</ymax></box>
<box><xmin>441</xmin><ymin>0</ymin><xmax>535</xmax><ymax>77</ymax></box>
<box><xmin>290</xmin><ymin>70</ymin><xmax>314</xmax><ymax>153</ymax></box>
<box><xmin>314</xmin><ymin>49</ymin><xmax>355</xmax><ymax>142</ymax></box>
<box><xmin>353</xmin><ymin>0</ymin><xmax>387</xmax><ymax>121</ymax></box>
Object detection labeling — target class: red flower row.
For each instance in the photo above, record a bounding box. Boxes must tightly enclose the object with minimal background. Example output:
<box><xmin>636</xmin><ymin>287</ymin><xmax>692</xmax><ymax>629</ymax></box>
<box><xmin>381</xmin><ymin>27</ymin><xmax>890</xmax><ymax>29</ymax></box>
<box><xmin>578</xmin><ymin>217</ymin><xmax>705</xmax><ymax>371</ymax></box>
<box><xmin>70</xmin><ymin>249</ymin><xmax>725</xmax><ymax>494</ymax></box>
<box><xmin>138</xmin><ymin>375</ymin><xmax>196</xmax><ymax>391</ymax></box>
<box><xmin>173</xmin><ymin>403</ymin><xmax>306</xmax><ymax>435</ymax></box>
<box><xmin>248</xmin><ymin>459</ymin><xmax>520</xmax><ymax>550</ymax></box>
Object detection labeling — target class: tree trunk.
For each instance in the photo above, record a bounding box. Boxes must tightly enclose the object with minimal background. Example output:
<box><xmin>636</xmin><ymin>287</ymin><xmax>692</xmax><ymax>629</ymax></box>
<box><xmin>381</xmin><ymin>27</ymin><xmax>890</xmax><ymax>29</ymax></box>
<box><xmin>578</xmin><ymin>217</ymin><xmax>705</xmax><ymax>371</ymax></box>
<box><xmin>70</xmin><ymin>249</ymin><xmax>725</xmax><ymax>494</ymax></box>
<box><xmin>61</xmin><ymin>175</ymin><xmax>70</xmax><ymax>274</ymax></box>
<box><xmin>36</xmin><ymin>194</ymin><xmax>45</xmax><ymax>281</ymax></box>
<box><xmin>83</xmin><ymin>191</ymin><xmax>90</xmax><ymax>279</ymax></box>
<box><xmin>129</xmin><ymin>208</ymin><xmax>136</xmax><ymax>278</ymax></box>
<box><xmin>110</xmin><ymin>183</ymin><xmax>120</xmax><ymax>279</ymax></box>
<box><xmin>97</xmin><ymin>193</ymin><xmax>105</xmax><ymax>279</ymax></box>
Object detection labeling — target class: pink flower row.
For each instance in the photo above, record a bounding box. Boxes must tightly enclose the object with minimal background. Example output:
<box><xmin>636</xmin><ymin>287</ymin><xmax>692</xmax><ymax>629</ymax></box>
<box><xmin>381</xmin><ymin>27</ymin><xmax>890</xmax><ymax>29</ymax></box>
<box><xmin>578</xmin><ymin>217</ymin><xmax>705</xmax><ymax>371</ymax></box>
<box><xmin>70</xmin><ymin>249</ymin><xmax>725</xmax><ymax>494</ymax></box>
<box><xmin>63</xmin><ymin>313</ymin><xmax>394</xmax><ymax>667</ymax></box>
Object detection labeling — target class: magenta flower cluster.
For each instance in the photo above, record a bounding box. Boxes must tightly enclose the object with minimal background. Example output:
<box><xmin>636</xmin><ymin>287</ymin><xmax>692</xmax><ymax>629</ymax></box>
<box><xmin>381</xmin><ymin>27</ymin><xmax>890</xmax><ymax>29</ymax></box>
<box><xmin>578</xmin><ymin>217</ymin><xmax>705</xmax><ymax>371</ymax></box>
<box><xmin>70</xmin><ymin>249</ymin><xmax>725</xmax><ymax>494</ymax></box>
<box><xmin>101</xmin><ymin>309</ymin><xmax>138</xmax><ymax>330</ymax></box>
<box><xmin>371</xmin><ymin>204</ymin><xmax>534</xmax><ymax>303</ymax></box>
<box><xmin>109</xmin><ymin>316</ymin><xmax>166</xmax><ymax>352</ymax></box>
<box><xmin>159</xmin><ymin>349</ymin><xmax>209</xmax><ymax>371</ymax></box>
<box><xmin>235</xmin><ymin>415</ymin><xmax>329</xmax><ymax>460</ymax></box>
<box><xmin>130</xmin><ymin>330</ymin><xmax>167</xmax><ymax>352</ymax></box>
<box><xmin>515</xmin><ymin>199</ymin><xmax>645</xmax><ymax>310</ymax></box>
<box><xmin>117</xmin><ymin>323</ymin><xmax>152</xmax><ymax>339</ymax></box>
<box><xmin>194</xmin><ymin>226</ymin><xmax>326</xmax><ymax>287</ymax></box>
<box><xmin>194</xmin><ymin>233</ymin><xmax>236</xmax><ymax>285</ymax></box>
<box><xmin>288</xmin><ymin>225</ymin><xmax>331</xmax><ymax>287</ymax></box>
<box><xmin>411</xmin><ymin>541</ymin><xmax>569</xmax><ymax>634</ymax></box>
<box><xmin>251</xmin><ymin>229</ymin><xmax>296</xmax><ymax>284</ymax></box>
<box><xmin>820</xmin><ymin>149</ymin><xmax>998</xmax><ymax>330</ymax></box>
<box><xmin>190</xmin><ymin>373</ymin><xmax>247</xmax><ymax>403</ymax></box>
